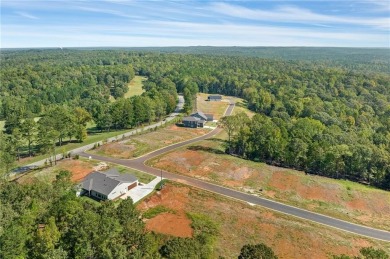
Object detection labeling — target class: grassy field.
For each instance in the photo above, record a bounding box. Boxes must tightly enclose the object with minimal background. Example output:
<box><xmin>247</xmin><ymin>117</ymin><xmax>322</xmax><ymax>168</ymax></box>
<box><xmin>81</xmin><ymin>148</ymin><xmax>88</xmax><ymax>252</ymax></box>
<box><xmin>88</xmin><ymin>125</ymin><xmax>211</xmax><ymax>159</ymax></box>
<box><xmin>125</xmin><ymin>75</ymin><xmax>146</xmax><ymax>98</ymax></box>
<box><xmin>16</xmin><ymin>128</ymin><xmax>134</xmax><ymax>167</ymax></box>
<box><xmin>196</xmin><ymin>93</ymin><xmax>230</xmax><ymax>120</ymax></box>
<box><xmin>138</xmin><ymin>181</ymin><xmax>390</xmax><ymax>259</ymax></box>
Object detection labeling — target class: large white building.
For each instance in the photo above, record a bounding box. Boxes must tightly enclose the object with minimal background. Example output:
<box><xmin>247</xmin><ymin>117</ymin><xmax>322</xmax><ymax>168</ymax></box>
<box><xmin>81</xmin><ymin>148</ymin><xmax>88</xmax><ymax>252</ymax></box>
<box><xmin>80</xmin><ymin>169</ymin><xmax>138</xmax><ymax>200</ymax></box>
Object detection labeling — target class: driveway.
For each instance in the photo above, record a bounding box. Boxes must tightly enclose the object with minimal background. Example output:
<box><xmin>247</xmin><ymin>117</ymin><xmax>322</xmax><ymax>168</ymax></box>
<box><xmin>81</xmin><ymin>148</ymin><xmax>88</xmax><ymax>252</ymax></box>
<box><xmin>79</xmin><ymin>99</ymin><xmax>390</xmax><ymax>242</ymax></box>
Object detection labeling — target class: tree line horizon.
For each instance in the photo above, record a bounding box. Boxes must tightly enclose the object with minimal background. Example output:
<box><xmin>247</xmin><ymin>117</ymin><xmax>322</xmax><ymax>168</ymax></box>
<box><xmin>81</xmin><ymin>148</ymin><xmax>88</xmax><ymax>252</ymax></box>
<box><xmin>0</xmin><ymin>48</ymin><xmax>389</xmax><ymax>189</ymax></box>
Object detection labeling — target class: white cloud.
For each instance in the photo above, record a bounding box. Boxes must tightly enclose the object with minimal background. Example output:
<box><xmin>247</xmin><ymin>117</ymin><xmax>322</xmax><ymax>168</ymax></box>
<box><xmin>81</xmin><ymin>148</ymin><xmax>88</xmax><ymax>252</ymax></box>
<box><xmin>211</xmin><ymin>3</ymin><xmax>390</xmax><ymax>30</ymax></box>
<box><xmin>76</xmin><ymin>6</ymin><xmax>142</xmax><ymax>19</ymax></box>
<box><xmin>2</xmin><ymin>21</ymin><xmax>388</xmax><ymax>48</ymax></box>
<box><xmin>15</xmin><ymin>11</ymin><xmax>38</xmax><ymax>19</ymax></box>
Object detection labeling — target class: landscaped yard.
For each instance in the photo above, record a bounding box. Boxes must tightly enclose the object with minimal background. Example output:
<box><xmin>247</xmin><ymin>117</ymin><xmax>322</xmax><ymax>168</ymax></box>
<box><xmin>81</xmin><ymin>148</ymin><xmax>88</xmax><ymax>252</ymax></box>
<box><xmin>16</xmin><ymin>157</ymin><xmax>155</xmax><ymax>184</ymax></box>
<box><xmin>88</xmin><ymin>125</ymin><xmax>211</xmax><ymax>159</ymax></box>
<box><xmin>147</xmin><ymin>131</ymin><xmax>390</xmax><ymax>232</ymax></box>
<box><xmin>125</xmin><ymin>75</ymin><xmax>146</xmax><ymax>98</ymax></box>
<box><xmin>196</xmin><ymin>93</ymin><xmax>230</xmax><ymax>120</ymax></box>
<box><xmin>138</xmin><ymin>181</ymin><xmax>390</xmax><ymax>259</ymax></box>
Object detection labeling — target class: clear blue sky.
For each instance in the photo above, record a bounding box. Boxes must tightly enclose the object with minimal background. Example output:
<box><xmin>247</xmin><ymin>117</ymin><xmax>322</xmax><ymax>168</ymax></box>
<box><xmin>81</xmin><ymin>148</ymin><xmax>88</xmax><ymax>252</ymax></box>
<box><xmin>1</xmin><ymin>0</ymin><xmax>389</xmax><ymax>48</ymax></box>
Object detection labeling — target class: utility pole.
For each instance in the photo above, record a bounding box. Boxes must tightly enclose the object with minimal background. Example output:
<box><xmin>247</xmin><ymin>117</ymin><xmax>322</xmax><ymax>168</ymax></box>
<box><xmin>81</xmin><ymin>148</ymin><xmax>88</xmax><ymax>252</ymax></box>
<box><xmin>159</xmin><ymin>169</ymin><xmax>164</xmax><ymax>190</ymax></box>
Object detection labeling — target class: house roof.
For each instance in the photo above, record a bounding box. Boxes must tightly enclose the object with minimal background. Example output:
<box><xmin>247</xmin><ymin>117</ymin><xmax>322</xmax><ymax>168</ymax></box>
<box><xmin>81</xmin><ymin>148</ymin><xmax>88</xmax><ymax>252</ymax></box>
<box><xmin>191</xmin><ymin>111</ymin><xmax>208</xmax><ymax>120</ymax></box>
<box><xmin>81</xmin><ymin>169</ymin><xmax>137</xmax><ymax>196</ymax></box>
<box><xmin>183</xmin><ymin>116</ymin><xmax>200</xmax><ymax>122</ymax></box>
<box><xmin>208</xmin><ymin>95</ymin><xmax>222</xmax><ymax>99</ymax></box>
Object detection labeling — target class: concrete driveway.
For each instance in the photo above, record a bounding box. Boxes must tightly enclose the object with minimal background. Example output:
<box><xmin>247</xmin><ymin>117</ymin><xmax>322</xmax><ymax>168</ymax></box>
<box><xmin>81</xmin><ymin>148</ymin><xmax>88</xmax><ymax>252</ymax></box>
<box><xmin>120</xmin><ymin>177</ymin><xmax>162</xmax><ymax>203</ymax></box>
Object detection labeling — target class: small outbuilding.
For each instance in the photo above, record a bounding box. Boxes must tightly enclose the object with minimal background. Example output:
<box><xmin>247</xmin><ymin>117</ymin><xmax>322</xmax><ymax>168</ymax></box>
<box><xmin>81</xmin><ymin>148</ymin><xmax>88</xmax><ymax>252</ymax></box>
<box><xmin>79</xmin><ymin>169</ymin><xmax>138</xmax><ymax>200</ymax></box>
<box><xmin>204</xmin><ymin>113</ymin><xmax>214</xmax><ymax>121</ymax></box>
<box><xmin>208</xmin><ymin>95</ymin><xmax>222</xmax><ymax>101</ymax></box>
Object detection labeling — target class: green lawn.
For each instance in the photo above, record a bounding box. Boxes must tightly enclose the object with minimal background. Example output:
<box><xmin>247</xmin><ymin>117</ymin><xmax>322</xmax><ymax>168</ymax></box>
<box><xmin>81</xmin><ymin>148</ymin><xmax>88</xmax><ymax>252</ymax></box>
<box><xmin>16</xmin><ymin>128</ymin><xmax>133</xmax><ymax>167</ymax></box>
<box><xmin>125</xmin><ymin>76</ymin><xmax>146</xmax><ymax>98</ymax></box>
<box><xmin>115</xmin><ymin>164</ymin><xmax>156</xmax><ymax>184</ymax></box>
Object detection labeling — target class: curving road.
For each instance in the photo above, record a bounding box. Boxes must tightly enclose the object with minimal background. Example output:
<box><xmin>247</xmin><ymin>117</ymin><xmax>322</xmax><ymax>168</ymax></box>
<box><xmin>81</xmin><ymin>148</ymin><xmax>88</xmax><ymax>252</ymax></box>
<box><xmin>79</xmin><ymin>100</ymin><xmax>390</xmax><ymax>242</ymax></box>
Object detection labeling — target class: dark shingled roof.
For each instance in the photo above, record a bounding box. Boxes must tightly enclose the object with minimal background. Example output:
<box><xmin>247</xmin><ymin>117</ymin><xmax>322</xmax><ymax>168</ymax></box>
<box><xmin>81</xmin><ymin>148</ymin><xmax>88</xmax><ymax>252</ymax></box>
<box><xmin>208</xmin><ymin>95</ymin><xmax>222</xmax><ymax>99</ymax></box>
<box><xmin>81</xmin><ymin>169</ymin><xmax>137</xmax><ymax>196</ymax></box>
<box><xmin>183</xmin><ymin>116</ymin><xmax>200</xmax><ymax>122</ymax></box>
<box><xmin>191</xmin><ymin>111</ymin><xmax>208</xmax><ymax>121</ymax></box>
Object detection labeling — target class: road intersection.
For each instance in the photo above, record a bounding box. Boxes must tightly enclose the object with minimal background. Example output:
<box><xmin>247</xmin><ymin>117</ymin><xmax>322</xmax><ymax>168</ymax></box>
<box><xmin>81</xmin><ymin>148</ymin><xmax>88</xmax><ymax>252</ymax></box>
<box><xmin>78</xmin><ymin>99</ymin><xmax>390</xmax><ymax>242</ymax></box>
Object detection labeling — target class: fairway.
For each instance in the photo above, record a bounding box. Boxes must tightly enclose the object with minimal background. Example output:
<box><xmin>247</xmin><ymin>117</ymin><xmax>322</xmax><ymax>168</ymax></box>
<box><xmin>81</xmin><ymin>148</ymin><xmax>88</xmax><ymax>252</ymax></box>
<box><xmin>125</xmin><ymin>75</ymin><xmax>147</xmax><ymax>98</ymax></box>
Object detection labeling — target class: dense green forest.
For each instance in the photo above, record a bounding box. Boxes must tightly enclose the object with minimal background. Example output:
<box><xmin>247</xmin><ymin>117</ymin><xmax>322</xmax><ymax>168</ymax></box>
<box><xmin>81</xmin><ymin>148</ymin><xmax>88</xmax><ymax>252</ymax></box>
<box><xmin>0</xmin><ymin>171</ymin><xmax>224</xmax><ymax>258</ymax></box>
<box><xmin>1</xmin><ymin>48</ymin><xmax>389</xmax><ymax>189</ymax></box>
<box><xmin>0</xmin><ymin>172</ymin><xmax>386</xmax><ymax>258</ymax></box>
<box><xmin>0</xmin><ymin>50</ymin><xmax>178</xmax><ymax>172</ymax></box>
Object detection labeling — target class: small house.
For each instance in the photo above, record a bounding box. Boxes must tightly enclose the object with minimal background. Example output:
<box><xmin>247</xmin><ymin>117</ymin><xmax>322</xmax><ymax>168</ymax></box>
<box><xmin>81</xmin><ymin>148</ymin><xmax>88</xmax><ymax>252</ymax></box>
<box><xmin>80</xmin><ymin>169</ymin><xmax>138</xmax><ymax>200</ymax></box>
<box><xmin>191</xmin><ymin>111</ymin><xmax>208</xmax><ymax>121</ymax></box>
<box><xmin>208</xmin><ymin>95</ymin><xmax>222</xmax><ymax>101</ymax></box>
<box><xmin>183</xmin><ymin>116</ymin><xmax>205</xmax><ymax>128</ymax></box>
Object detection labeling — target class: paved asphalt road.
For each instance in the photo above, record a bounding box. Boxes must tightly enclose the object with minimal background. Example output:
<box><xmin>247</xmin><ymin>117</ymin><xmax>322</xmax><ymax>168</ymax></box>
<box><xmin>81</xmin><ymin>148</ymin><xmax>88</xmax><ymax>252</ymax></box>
<box><xmin>27</xmin><ymin>96</ymin><xmax>184</xmax><ymax>167</ymax></box>
<box><xmin>79</xmin><ymin>100</ymin><xmax>390</xmax><ymax>242</ymax></box>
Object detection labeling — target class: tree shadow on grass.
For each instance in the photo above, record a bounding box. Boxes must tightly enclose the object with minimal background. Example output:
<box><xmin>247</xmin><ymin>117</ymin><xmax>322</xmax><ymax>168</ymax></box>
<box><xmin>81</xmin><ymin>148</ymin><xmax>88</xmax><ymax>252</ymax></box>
<box><xmin>205</xmin><ymin>137</ymin><xmax>227</xmax><ymax>144</ymax></box>
<box><xmin>187</xmin><ymin>145</ymin><xmax>225</xmax><ymax>155</ymax></box>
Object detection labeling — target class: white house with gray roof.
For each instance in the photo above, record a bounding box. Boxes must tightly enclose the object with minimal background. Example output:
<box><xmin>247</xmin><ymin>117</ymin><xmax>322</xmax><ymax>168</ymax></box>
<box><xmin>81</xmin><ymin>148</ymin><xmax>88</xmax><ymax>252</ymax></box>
<box><xmin>182</xmin><ymin>111</ymin><xmax>214</xmax><ymax>128</ymax></box>
<box><xmin>80</xmin><ymin>169</ymin><xmax>138</xmax><ymax>200</ymax></box>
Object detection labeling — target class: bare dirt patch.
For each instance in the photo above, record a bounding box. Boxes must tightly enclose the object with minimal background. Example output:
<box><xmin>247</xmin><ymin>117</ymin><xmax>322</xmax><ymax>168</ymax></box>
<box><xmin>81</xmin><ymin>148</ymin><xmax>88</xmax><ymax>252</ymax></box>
<box><xmin>16</xmin><ymin>159</ymin><xmax>95</xmax><ymax>184</ymax></box>
<box><xmin>59</xmin><ymin>160</ymin><xmax>96</xmax><ymax>182</ymax></box>
<box><xmin>149</xmin><ymin>138</ymin><xmax>390</xmax><ymax>231</ymax></box>
<box><xmin>138</xmin><ymin>184</ymin><xmax>193</xmax><ymax>238</ymax></box>
<box><xmin>137</xmin><ymin>182</ymin><xmax>390</xmax><ymax>259</ymax></box>
<box><xmin>144</xmin><ymin>212</ymin><xmax>193</xmax><ymax>238</ymax></box>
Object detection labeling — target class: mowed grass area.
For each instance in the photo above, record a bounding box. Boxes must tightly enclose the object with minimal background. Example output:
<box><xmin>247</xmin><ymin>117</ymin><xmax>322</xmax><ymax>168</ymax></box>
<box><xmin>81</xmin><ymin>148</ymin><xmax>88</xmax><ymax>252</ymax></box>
<box><xmin>125</xmin><ymin>75</ymin><xmax>147</xmax><ymax>98</ymax></box>
<box><xmin>230</xmin><ymin>97</ymin><xmax>255</xmax><ymax>118</ymax></box>
<box><xmin>148</xmin><ymin>129</ymin><xmax>390</xmax><ymax>231</ymax></box>
<box><xmin>88</xmin><ymin>125</ymin><xmax>211</xmax><ymax>159</ymax></box>
<box><xmin>138</xmin><ymin>181</ymin><xmax>390</xmax><ymax>259</ymax></box>
<box><xmin>16</xmin><ymin>128</ymin><xmax>134</xmax><ymax>167</ymax></box>
<box><xmin>196</xmin><ymin>93</ymin><xmax>230</xmax><ymax>120</ymax></box>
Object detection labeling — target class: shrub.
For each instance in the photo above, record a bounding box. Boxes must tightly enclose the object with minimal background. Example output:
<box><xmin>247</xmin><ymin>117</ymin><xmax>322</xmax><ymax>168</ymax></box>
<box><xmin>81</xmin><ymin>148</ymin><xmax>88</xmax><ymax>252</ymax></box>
<box><xmin>238</xmin><ymin>243</ymin><xmax>278</xmax><ymax>259</ymax></box>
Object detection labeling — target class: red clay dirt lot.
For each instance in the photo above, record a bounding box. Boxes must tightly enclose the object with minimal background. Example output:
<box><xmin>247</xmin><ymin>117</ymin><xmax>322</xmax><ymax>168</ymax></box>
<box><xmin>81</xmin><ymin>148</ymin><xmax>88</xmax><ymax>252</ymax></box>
<box><xmin>137</xmin><ymin>182</ymin><xmax>390</xmax><ymax>259</ymax></box>
<box><xmin>138</xmin><ymin>185</ymin><xmax>194</xmax><ymax>238</ymax></box>
<box><xmin>148</xmin><ymin>138</ymin><xmax>390</xmax><ymax>232</ymax></box>
<box><xmin>16</xmin><ymin>159</ymin><xmax>96</xmax><ymax>184</ymax></box>
<box><xmin>88</xmin><ymin>125</ymin><xmax>210</xmax><ymax>159</ymax></box>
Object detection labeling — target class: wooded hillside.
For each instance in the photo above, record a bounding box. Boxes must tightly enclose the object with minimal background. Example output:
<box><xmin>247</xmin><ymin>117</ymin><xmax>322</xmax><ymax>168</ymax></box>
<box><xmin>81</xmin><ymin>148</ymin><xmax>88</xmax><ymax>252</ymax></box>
<box><xmin>1</xmin><ymin>48</ymin><xmax>389</xmax><ymax>188</ymax></box>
